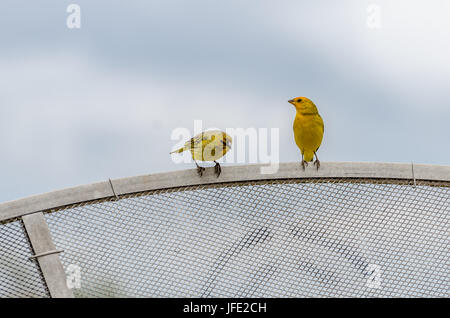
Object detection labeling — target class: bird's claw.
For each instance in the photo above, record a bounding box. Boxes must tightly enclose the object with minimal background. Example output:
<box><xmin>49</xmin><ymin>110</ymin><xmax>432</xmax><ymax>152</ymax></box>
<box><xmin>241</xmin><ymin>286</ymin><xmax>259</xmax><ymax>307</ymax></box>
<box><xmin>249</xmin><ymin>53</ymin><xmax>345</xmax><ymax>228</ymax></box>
<box><xmin>197</xmin><ymin>166</ymin><xmax>206</xmax><ymax>177</ymax></box>
<box><xmin>313</xmin><ymin>159</ymin><xmax>320</xmax><ymax>170</ymax></box>
<box><xmin>214</xmin><ymin>162</ymin><xmax>222</xmax><ymax>178</ymax></box>
<box><xmin>301</xmin><ymin>160</ymin><xmax>308</xmax><ymax>171</ymax></box>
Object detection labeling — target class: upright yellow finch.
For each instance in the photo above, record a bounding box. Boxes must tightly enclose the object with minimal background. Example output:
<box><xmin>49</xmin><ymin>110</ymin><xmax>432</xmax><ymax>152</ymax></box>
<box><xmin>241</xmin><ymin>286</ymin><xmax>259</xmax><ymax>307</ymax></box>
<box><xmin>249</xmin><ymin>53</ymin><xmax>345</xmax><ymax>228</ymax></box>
<box><xmin>289</xmin><ymin>97</ymin><xmax>324</xmax><ymax>170</ymax></box>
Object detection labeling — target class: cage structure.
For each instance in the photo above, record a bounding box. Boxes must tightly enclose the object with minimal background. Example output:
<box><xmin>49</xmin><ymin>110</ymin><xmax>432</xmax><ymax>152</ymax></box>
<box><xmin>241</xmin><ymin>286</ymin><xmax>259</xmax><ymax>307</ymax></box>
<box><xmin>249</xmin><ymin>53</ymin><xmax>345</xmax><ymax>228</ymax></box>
<box><xmin>0</xmin><ymin>162</ymin><xmax>449</xmax><ymax>298</ymax></box>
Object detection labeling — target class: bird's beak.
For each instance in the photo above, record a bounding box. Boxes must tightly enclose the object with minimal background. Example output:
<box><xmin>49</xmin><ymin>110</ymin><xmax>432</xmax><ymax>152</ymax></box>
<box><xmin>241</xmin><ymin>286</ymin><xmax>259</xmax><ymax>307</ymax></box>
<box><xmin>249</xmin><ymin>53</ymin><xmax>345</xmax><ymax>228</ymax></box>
<box><xmin>288</xmin><ymin>99</ymin><xmax>295</xmax><ymax>105</ymax></box>
<box><xmin>221</xmin><ymin>140</ymin><xmax>232</xmax><ymax>148</ymax></box>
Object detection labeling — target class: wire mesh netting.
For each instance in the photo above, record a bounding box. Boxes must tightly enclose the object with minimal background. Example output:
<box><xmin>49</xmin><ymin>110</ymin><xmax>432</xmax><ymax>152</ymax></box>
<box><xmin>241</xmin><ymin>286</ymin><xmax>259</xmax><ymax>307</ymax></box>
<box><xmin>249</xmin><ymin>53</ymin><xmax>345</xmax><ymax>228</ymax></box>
<box><xmin>42</xmin><ymin>178</ymin><xmax>449</xmax><ymax>298</ymax></box>
<box><xmin>0</xmin><ymin>219</ymin><xmax>49</xmax><ymax>298</ymax></box>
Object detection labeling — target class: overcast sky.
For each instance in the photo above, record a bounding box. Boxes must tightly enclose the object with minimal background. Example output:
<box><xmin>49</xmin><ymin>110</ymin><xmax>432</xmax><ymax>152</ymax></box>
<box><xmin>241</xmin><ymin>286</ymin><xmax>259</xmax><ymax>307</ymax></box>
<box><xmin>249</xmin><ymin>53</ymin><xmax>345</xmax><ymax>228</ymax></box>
<box><xmin>0</xmin><ymin>0</ymin><xmax>449</xmax><ymax>202</ymax></box>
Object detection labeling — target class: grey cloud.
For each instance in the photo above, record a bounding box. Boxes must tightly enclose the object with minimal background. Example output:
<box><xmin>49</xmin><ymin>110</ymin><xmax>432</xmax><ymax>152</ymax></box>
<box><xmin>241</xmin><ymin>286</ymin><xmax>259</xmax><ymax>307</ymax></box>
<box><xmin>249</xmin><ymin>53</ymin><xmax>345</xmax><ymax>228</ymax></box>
<box><xmin>0</xmin><ymin>0</ymin><xmax>449</xmax><ymax>201</ymax></box>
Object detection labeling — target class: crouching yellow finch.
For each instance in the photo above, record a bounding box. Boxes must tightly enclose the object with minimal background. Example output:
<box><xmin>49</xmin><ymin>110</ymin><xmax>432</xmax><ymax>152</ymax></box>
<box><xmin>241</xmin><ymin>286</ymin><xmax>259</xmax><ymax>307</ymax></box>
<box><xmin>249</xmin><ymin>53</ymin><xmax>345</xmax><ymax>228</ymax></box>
<box><xmin>170</xmin><ymin>130</ymin><xmax>232</xmax><ymax>177</ymax></box>
<box><xmin>289</xmin><ymin>97</ymin><xmax>324</xmax><ymax>170</ymax></box>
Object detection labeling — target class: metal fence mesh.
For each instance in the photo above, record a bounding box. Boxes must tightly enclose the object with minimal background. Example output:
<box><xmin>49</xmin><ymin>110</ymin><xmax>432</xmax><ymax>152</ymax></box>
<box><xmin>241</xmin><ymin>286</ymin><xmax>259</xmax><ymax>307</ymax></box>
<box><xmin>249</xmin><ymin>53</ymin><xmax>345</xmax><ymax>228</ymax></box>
<box><xmin>42</xmin><ymin>178</ymin><xmax>449</xmax><ymax>297</ymax></box>
<box><xmin>0</xmin><ymin>219</ymin><xmax>49</xmax><ymax>298</ymax></box>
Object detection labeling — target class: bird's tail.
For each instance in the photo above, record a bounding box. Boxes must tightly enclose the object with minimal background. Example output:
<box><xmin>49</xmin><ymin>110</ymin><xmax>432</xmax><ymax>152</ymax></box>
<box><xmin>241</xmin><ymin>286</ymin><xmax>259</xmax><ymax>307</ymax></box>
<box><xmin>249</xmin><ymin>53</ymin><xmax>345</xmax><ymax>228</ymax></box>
<box><xmin>170</xmin><ymin>147</ymin><xmax>185</xmax><ymax>154</ymax></box>
<box><xmin>303</xmin><ymin>150</ymin><xmax>314</xmax><ymax>162</ymax></box>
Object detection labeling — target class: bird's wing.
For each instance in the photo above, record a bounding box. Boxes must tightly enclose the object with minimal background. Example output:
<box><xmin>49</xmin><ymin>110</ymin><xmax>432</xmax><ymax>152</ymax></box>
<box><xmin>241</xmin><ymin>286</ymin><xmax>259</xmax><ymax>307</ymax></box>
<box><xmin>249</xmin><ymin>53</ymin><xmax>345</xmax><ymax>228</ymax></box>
<box><xmin>319</xmin><ymin>114</ymin><xmax>324</xmax><ymax>134</ymax></box>
<box><xmin>185</xmin><ymin>135</ymin><xmax>202</xmax><ymax>150</ymax></box>
<box><xmin>185</xmin><ymin>131</ymin><xmax>220</xmax><ymax>150</ymax></box>
<box><xmin>314</xmin><ymin>114</ymin><xmax>325</xmax><ymax>153</ymax></box>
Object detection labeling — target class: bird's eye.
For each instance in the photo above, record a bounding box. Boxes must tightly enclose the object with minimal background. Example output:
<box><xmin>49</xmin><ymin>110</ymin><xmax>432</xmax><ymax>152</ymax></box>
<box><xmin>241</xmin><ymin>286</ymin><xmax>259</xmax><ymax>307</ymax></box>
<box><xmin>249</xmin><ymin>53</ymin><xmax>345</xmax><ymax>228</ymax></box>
<box><xmin>297</xmin><ymin>99</ymin><xmax>302</xmax><ymax>103</ymax></box>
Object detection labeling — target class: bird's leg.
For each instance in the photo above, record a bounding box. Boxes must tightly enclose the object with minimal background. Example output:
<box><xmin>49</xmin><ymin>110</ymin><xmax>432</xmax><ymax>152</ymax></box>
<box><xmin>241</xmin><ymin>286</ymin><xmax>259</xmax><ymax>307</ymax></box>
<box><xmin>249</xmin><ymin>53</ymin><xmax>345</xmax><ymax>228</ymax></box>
<box><xmin>214</xmin><ymin>161</ymin><xmax>222</xmax><ymax>178</ymax></box>
<box><xmin>301</xmin><ymin>154</ymin><xmax>308</xmax><ymax>171</ymax></box>
<box><xmin>195</xmin><ymin>160</ymin><xmax>205</xmax><ymax>177</ymax></box>
<box><xmin>313</xmin><ymin>152</ymin><xmax>320</xmax><ymax>170</ymax></box>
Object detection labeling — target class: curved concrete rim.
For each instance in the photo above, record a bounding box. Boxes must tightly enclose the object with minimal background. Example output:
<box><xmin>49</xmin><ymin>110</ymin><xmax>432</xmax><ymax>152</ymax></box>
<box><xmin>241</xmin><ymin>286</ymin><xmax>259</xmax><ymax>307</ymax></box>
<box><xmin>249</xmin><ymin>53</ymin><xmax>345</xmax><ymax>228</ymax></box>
<box><xmin>1</xmin><ymin>161</ymin><xmax>449</xmax><ymax>222</ymax></box>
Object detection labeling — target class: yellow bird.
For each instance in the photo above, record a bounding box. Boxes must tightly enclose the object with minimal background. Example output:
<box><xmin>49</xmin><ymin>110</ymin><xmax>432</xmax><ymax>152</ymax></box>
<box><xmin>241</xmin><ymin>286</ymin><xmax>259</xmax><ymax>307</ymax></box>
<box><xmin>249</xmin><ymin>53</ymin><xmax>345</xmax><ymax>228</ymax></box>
<box><xmin>170</xmin><ymin>130</ymin><xmax>232</xmax><ymax>177</ymax></box>
<box><xmin>289</xmin><ymin>97</ymin><xmax>324</xmax><ymax>170</ymax></box>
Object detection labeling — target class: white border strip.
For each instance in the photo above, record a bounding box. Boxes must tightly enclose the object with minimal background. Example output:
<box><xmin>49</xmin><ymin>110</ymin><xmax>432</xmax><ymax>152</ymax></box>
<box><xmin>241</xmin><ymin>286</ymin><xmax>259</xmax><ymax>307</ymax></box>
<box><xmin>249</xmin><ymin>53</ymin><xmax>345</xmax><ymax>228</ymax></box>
<box><xmin>1</xmin><ymin>162</ymin><xmax>449</xmax><ymax>222</ymax></box>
